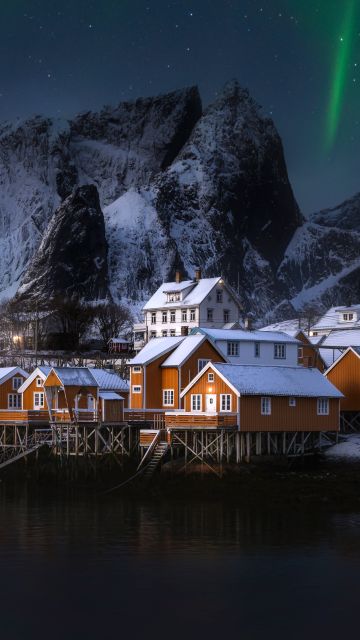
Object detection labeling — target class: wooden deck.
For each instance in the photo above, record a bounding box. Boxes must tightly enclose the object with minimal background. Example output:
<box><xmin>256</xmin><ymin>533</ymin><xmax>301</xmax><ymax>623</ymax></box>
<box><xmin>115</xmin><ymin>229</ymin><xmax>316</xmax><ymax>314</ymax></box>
<box><xmin>165</xmin><ymin>412</ymin><xmax>238</xmax><ymax>429</ymax></box>
<box><xmin>0</xmin><ymin>410</ymin><xmax>49</xmax><ymax>425</ymax></box>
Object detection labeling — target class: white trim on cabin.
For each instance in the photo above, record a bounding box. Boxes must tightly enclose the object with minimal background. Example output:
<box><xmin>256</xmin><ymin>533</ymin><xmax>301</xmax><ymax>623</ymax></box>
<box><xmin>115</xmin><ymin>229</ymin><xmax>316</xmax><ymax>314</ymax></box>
<box><xmin>180</xmin><ymin>362</ymin><xmax>240</xmax><ymax>399</ymax></box>
<box><xmin>324</xmin><ymin>346</ymin><xmax>360</xmax><ymax>375</ymax></box>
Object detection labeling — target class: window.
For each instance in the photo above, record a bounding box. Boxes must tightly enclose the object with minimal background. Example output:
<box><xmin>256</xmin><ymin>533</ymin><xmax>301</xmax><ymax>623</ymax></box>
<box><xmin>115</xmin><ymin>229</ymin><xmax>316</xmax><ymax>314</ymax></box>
<box><xmin>191</xmin><ymin>394</ymin><xmax>202</xmax><ymax>411</ymax></box>
<box><xmin>8</xmin><ymin>394</ymin><xmax>21</xmax><ymax>409</ymax></box>
<box><xmin>190</xmin><ymin>309</ymin><xmax>196</xmax><ymax>321</ymax></box>
<box><xmin>289</xmin><ymin>398</ymin><xmax>296</xmax><ymax>407</ymax></box>
<box><xmin>162</xmin><ymin>311</ymin><xmax>167</xmax><ymax>323</ymax></box>
<box><xmin>170</xmin><ymin>329</ymin><xmax>176</xmax><ymax>336</ymax></box>
<box><xmin>317</xmin><ymin>398</ymin><xmax>329</xmax><ymax>415</ymax></box>
<box><xmin>170</xmin><ymin>311</ymin><xmax>176</xmax><ymax>323</ymax></box>
<box><xmin>274</xmin><ymin>343</ymin><xmax>286</xmax><ymax>359</ymax></box>
<box><xmin>167</xmin><ymin>292</ymin><xmax>180</xmax><ymax>302</ymax></box>
<box><xmin>298</xmin><ymin>347</ymin><xmax>303</xmax><ymax>360</ymax></box>
<box><xmin>198</xmin><ymin>359</ymin><xmax>210</xmax><ymax>372</ymax></box>
<box><xmin>133</xmin><ymin>366</ymin><xmax>141</xmax><ymax>373</ymax></box>
<box><xmin>151</xmin><ymin>312</ymin><xmax>156</xmax><ymax>324</ymax></box>
<box><xmin>227</xmin><ymin>342</ymin><xmax>239</xmax><ymax>357</ymax></box>
<box><xmin>208</xmin><ymin>372</ymin><xmax>214</xmax><ymax>382</ymax></box>
<box><xmin>254</xmin><ymin>342</ymin><xmax>260</xmax><ymax>358</ymax></box>
<box><xmin>12</xmin><ymin>377</ymin><xmax>22</xmax><ymax>390</ymax></box>
<box><xmin>162</xmin><ymin>330</ymin><xmax>168</xmax><ymax>337</ymax></box>
<box><xmin>36</xmin><ymin>377</ymin><xmax>43</xmax><ymax>387</ymax></box>
<box><xmin>132</xmin><ymin>385</ymin><xmax>142</xmax><ymax>394</ymax></box>
<box><xmin>182</xmin><ymin>309</ymin><xmax>187</xmax><ymax>322</ymax></box>
<box><xmin>220</xmin><ymin>394</ymin><xmax>232</xmax><ymax>411</ymax></box>
<box><xmin>261</xmin><ymin>397</ymin><xmax>271</xmax><ymax>415</ymax></box>
<box><xmin>163</xmin><ymin>389</ymin><xmax>174</xmax><ymax>406</ymax></box>
<box><xmin>150</xmin><ymin>331</ymin><xmax>156</xmax><ymax>339</ymax></box>
<box><xmin>223</xmin><ymin>309</ymin><xmax>229</xmax><ymax>323</ymax></box>
<box><xmin>207</xmin><ymin>308</ymin><xmax>213</xmax><ymax>322</ymax></box>
<box><xmin>216</xmin><ymin>290</ymin><xmax>223</xmax><ymax>303</ymax></box>
<box><xmin>34</xmin><ymin>392</ymin><xmax>44</xmax><ymax>409</ymax></box>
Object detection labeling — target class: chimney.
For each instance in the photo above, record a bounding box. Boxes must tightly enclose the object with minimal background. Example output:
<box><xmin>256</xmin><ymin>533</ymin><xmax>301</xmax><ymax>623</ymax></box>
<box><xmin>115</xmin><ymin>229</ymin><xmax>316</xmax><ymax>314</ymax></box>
<box><xmin>244</xmin><ymin>316</ymin><xmax>252</xmax><ymax>331</ymax></box>
<box><xmin>175</xmin><ymin>269</ymin><xmax>181</xmax><ymax>284</ymax></box>
<box><xmin>195</xmin><ymin>268</ymin><xmax>202</xmax><ymax>282</ymax></box>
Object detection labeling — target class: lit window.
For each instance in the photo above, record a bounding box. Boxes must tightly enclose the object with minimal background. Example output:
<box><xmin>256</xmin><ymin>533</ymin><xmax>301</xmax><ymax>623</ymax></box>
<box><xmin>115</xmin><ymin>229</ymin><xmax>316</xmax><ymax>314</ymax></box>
<box><xmin>261</xmin><ymin>397</ymin><xmax>271</xmax><ymax>415</ymax></box>
<box><xmin>190</xmin><ymin>309</ymin><xmax>196</xmax><ymax>321</ymax></box>
<box><xmin>163</xmin><ymin>389</ymin><xmax>174</xmax><ymax>406</ymax></box>
<box><xmin>227</xmin><ymin>342</ymin><xmax>239</xmax><ymax>357</ymax></box>
<box><xmin>198</xmin><ymin>359</ymin><xmax>210</xmax><ymax>372</ymax></box>
<box><xmin>254</xmin><ymin>342</ymin><xmax>260</xmax><ymax>358</ymax></box>
<box><xmin>274</xmin><ymin>344</ymin><xmax>286</xmax><ymax>359</ymax></box>
<box><xmin>34</xmin><ymin>392</ymin><xmax>44</xmax><ymax>409</ymax></box>
<box><xmin>208</xmin><ymin>372</ymin><xmax>214</xmax><ymax>382</ymax></box>
<box><xmin>207</xmin><ymin>308</ymin><xmax>213</xmax><ymax>322</ymax></box>
<box><xmin>220</xmin><ymin>394</ymin><xmax>231</xmax><ymax>411</ymax></box>
<box><xmin>151</xmin><ymin>312</ymin><xmax>156</xmax><ymax>324</ymax></box>
<box><xmin>191</xmin><ymin>394</ymin><xmax>202</xmax><ymax>411</ymax></box>
<box><xmin>8</xmin><ymin>394</ymin><xmax>21</xmax><ymax>409</ymax></box>
<box><xmin>12</xmin><ymin>377</ymin><xmax>22</xmax><ymax>390</ymax></box>
<box><xmin>317</xmin><ymin>398</ymin><xmax>329</xmax><ymax>415</ymax></box>
<box><xmin>132</xmin><ymin>385</ymin><xmax>142</xmax><ymax>394</ymax></box>
<box><xmin>289</xmin><ymin>398</ymin><xmax>296</xmax><ymax>407</ymax></box>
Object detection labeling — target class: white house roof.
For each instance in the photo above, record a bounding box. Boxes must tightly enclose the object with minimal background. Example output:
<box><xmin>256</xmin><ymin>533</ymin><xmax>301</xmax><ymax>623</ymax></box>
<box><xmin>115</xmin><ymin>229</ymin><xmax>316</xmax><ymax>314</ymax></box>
<box><xmin>194</xmin><ymin>327</ymin><xmax>300</xmax><ymax>344</ymax></box>
<box><xmin>0</xmin><ymin>367</ymin><xmax>28</xmax><ymax>385</ymax></box>
<box><xmin>161</xmin><ymin>335</ymin><xmax>225</xmax><ymax>367</ymax></box>
<box><xmin>260</xmin><ymin>319</ymin><xmax>305</xmax><ymax>336</ymax></box>
<box><xmin>130</xmin><ymin>336</ymin><xmax>185</xmax><ymax>365</ymax></box>
<box><xmin>99</xmin><ymin>391</ymin><xmax>124</xmax><ymax>401</ymax></box>
<box><xmin>143</xmin><ymin>277</ymin><xmax>229</xmax><ymax>310</ymax></box>
<box><xmin>212</xmin><ymin>363</ymin><xmax>343</xmax><ymax>398</ymax></box>
<box><xmin>311</xmin><ymin>305</ymin><xmax>360</xmax><ymax>332</ymax></box>
<box><xmin>320</xmin><ymin>329</ymin><xmax>360</xmax><ymax>348</ymax></box>
<box><xmin>17</xmin><ymin>366</ymin><xmax>51</xmax><ymax>393</ymax></box>
<box><xmin>90</xmin><ymin>368</ymin><xmax>129</xmax><ymax>392</ymax></box>
<box><xmin>49</xmin><ymin>367</ymin><xmax>97</xmax><ymax>387</ymax></box>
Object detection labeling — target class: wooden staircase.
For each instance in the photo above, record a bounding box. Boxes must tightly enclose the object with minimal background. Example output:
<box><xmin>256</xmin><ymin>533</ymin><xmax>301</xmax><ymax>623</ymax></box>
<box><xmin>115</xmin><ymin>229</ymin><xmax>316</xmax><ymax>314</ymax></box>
<box><xmin>141</xmin><ymin>442</ymin><xmax>169</xmax><ymax>480</ymax></box>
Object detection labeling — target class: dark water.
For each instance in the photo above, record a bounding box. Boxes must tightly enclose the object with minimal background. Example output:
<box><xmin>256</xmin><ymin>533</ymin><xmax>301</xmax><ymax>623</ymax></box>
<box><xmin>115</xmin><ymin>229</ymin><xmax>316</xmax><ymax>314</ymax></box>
<box><xmin>1</xmin><ymin>484</ymin><xmax>360</xmax><ymax>640</ymax></box>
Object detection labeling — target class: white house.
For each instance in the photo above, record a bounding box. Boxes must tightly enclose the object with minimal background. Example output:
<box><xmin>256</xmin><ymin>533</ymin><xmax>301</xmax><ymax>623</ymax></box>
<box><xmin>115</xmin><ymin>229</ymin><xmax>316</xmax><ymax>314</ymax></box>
<box><xmin>191</xmin><ymin>327</ymin><xmax>301</xmax><ymax>367</ymax></box>
<box><xmin>133</xmin><ymin>269</ymin><xmax>242</xmax><ymax>351</ymax></box>
<box><xmin>310</xmin><ymin>305</ymin><xmax>360</xmax><ymax>336</ymax></box>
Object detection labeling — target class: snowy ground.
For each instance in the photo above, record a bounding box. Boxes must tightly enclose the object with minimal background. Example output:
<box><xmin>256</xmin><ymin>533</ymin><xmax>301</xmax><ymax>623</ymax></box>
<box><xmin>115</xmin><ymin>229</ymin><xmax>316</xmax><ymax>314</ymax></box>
<box><xmin>325</xmin><ymin>434</ymin><xmax>360</xmax><ymax>460</ymax></box>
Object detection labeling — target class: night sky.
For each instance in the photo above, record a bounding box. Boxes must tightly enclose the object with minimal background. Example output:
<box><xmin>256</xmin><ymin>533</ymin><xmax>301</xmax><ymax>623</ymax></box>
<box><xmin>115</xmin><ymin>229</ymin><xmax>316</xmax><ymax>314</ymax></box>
<box><xmin>0</xmin><ymin>0</ymin><xmax>359</xmax><ymax>214</ymax></box>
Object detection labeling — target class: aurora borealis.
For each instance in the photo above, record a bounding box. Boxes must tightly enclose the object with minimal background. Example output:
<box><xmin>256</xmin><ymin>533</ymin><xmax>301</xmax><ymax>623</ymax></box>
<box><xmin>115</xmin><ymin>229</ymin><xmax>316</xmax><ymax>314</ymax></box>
<box><xmin>0</xmin><ymin>0</ymin><xmax>358</xmax><ymax>213</ymax></box>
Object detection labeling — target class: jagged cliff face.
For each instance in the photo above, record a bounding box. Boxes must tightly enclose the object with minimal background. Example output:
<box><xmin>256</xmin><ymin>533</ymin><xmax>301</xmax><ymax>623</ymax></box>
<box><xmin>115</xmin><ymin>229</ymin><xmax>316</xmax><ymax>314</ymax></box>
<box><xmin>16</xmin><ymin>186</ymin><xmax>109</xmax><ymax>304</ymax></box>
<box><xmin>1</xmin><ymin>82</ymin><xmax>359</xmax><ymax>319</ymax></box>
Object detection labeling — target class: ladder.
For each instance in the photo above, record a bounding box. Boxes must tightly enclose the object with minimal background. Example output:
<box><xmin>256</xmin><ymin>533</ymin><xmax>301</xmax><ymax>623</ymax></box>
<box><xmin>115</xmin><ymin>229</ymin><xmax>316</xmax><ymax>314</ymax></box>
<box><xmin>141</xmin><ymin>442</ymin><xmax>169</xmax><ymax>480</ymax></box>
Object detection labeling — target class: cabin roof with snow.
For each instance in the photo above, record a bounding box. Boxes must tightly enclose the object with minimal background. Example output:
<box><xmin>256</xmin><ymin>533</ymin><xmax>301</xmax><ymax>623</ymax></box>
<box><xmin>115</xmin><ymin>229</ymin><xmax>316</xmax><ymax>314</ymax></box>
<box><xmin>259</xmin><ymin>319</ymin><xmax>306</xmax><ymax>336</ymax></box>
<box><xmin>143</xmin><ymin>277</ymin><xmax>240</xmax><ymax>310</ymax></box>
<box><xmin>192</xmin><ymin>327</ymin><xmax>300</xmax><ymax>344</ymax></box>
<box><xmin>160</xmin><ymin>335</ymin><xmax>225</xmax><ymax>367</ymax></box>
<box><xmin>17</xmin><ymin>366</ymin><xmax>52</xmax><ymax>393</ymax></box>
<box><xmin>0</xmin><ymin>367</ymin><xmax>28</xmax><ymax>385</ymax></box>
<box><xmin>47</xmin><ymin>367</ymin><xmax>97</xmax><ymax>387</ymax></box>
<box><xmin>130</xmin><ymin>336</ymin><xmax>185</xmax><ymax>365</ymax></box>
<box><xmin>180</xmin><ymin>362</ymin><xmax>343</xmax><ymax>398</ymax></box>
<box><xmin>90</xmin><ymin>368</ymin><xmax>129</xmax><ymax>391</ymax></box>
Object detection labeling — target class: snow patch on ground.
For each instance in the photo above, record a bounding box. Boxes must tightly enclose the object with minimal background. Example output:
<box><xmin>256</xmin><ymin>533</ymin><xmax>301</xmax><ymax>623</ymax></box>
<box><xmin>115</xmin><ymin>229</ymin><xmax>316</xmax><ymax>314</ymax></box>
<box><xmin>325</xmin><ymin>434</ymin><xmax>360</xmax><ymax>460</ymax></box>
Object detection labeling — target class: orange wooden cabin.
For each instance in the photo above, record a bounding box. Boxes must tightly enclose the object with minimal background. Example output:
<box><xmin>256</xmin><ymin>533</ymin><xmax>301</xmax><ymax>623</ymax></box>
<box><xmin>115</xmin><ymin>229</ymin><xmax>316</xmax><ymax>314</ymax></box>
<box><xmin>296</xmin><ymin>330</ymin><xmax>326</xmax><ymax>371</ymax></box>
<box><xmin>0</xmin><ymin>367</ymin><xmax>29</xmax><ymax>424</ymax></box>
<box><xmin>128</xmin><ymin>335</ymin><xmax>226</xmax><ymax>419</ymax></box>
<box><xmin>165</xmin><ymin>362</ymin><xmax>342</xmax><ymax>432</ymax></box>
<box><xmin>325</xmin><ymin>347</ymin><xmax>360</xmax><ymax>412</ymax></box>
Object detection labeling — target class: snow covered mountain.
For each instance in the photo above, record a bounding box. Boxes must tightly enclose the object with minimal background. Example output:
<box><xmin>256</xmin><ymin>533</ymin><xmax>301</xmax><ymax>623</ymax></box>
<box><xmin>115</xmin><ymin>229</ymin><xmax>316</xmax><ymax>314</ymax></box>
<box><xmin>0</xmin><ymin>81</ymin><xmax>359</xmax><ymax>320</ymax></box>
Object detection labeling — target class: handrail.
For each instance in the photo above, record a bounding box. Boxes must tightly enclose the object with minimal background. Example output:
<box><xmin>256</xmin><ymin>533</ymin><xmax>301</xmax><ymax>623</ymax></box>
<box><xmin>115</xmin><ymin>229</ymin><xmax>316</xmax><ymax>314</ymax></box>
<box><xmin>137</xmin><ymin>430</ymin><xmax>160</xmax><ymax>471</ymax></box>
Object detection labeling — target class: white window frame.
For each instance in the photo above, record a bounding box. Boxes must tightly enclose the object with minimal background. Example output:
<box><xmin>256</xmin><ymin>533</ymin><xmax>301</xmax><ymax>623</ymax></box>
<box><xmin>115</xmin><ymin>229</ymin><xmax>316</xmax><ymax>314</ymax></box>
<box><xmin>191</xmin><ymin>394</ymin><xmax>202</xmax><ymax>412</ymax></box>
<box><xmin>208</xmin><ymin>372</ymin><xmax>214</xmax><ymax>382</ymax></box>
<box><xmin>170</xmin><ymin>329</ymin><xmax>176</xmax><ymax>336</ymax></box>
<box><xmin>162</xmin><ymin>311</ymin><xmax>167</xmax><ymax>323</ymax></box>
<box><xmin>8</xmin><ymin>393</ymin><xmax>21</xmax><ymax>409</ymax></box>
<box><xmin>151</xmin><ymin>312</ymin><xmax>156</xmax><ymax>325</ymax></box>
<box><xmin>190</xmin><ymin>309</ymin><xmax>196</xmax><ymax>321</ymax></box>
<box><xmin>216</xmin><ymin>290</ymin><xmax>223</xmax><ymax>303</ymax></box>
<box><xmin>220</xmin><ymin>394</ymin><xmax>232</xmax><ymax>412</ymax></box>
<box><xmin>33</xmin><ymin>392</ymin><xmax>45</xmax><ymax>409</ymax></box>
<box><xmin>207</xmin><ymin>308</ymin><xmax>213</xmax><ymax>322</ymax></box>
<box><xmin>274</xmin><ymin>343</ymin><xmax>286</xmax><ymax>359</ymax></box>
<box><xmin>162</xmin><ymin>330</ymin><xmax>168</xmax><ymax>337</ymax></box>
<box><xmin>36</xmin><ymin>377</ymin><xmax>43</xmax><ymax>387</ymax></box>
<box><xmin>132</xmin><ymin>385</ymin><xmax>142</xmax><ymax>394</ymax></box>
<box><xmin>298</xmin><ymin>347</ymin><xmax>303</xmax><ymax>359</ymax></box>
<box><xmin>150</xmin><ymin>331</ymin><xmax>157</xmax><ymax>339</ymax></box>
<box><xmin>317</xmin><ymin>398</ymin><xmax>329</xmax><ymax>415</ymax></box>
<box><xmin>198</xmin><ymin>359</ymin><xmax>210</xmax><ymax>372</ymax></box>
<box><xmin>227</xmin><ymin>342</ymin><xmax>239</xmax><ymax>357</ymax></box>
<box><xmin>170</xmin><ymin>310</ymin><xmax>176</xmax><ymax>323</ymax></box>
<box><xmin>132</xmin><ymin>366</ymin><xmax>141</xmax><ymax>373</ymax></box>
<box><xmin>12</xmin><ymin>377</ymin><xmax>22</xmax><ymax>390</ymax></box>
<box><xmin>182</xmin><ymin>309</ymin><xmax>187</xmax><ymax>322</ymax></box>
<box><xmin>289</xmin><ymin>398</ymin><xmax>296</xmax><ymax>407</ymax></box>
<box><xmin>261</xmin><ymin>397</ymin><xmax>271</xmax><ymax>415</ymax></box>
<box><xmin>163</xmin><ymin>389</ymin><xmax>174</xmax><ymax>406</ymax></box>
<box><xmin>254</xmin><ymin>342</ymin><xmax>260</xmax><ymax>358</ymax></box>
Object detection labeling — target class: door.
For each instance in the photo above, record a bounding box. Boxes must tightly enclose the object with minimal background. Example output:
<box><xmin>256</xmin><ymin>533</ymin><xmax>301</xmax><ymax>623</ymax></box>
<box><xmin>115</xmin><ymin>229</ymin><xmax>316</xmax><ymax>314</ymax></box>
<box><xmin>205</xmin><ymin>394</ymin><xmax>217</xmax><ymax>413</ymax></box>
<box><xmin>87</xmin><ymin>395</ymin><xmax>96</xmax><ymax>411</ymax></box>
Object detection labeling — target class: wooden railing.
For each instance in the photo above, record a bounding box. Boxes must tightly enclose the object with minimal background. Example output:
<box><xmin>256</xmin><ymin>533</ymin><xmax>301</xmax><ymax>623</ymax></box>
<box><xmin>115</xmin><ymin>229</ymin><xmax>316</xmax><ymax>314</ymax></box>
<box><xmin>137</xmin><ymin>430</ymin><xmax>160</xmax><ymax>470</ymax></box>
<box><xmin>0</xmin><ymin>410</ymin><xmax>49</xmax><ymax>424</ymax></box>
<box><xmin>165</xmin><ymin>412</ymin><xmax>238</xmax><ymax>428</ymax></box>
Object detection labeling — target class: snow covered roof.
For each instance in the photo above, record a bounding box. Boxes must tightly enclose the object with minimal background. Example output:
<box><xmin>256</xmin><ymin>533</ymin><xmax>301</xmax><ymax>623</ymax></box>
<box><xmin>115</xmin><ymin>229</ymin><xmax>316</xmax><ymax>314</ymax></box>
<box><xmin>259</xmin><ymin>319</ymin><xmax>305</xmax><ymax>336</ymax></box>
<box><xmin>319</xmin><ymin>348</ymin><xmax>343</xmax><ymax>369</ymax></box>
<box><xmin>130</xmin><ymin>336</ymin><xmax>185</xmax><ymax>365</ymax></box>
<box><xmin>17</xmin><ymin>366</ymin><xmax>51</xmax><ymax>393</ymax></box>
<box><xmin>161</xmin><ymin>335</ymin><xmax>224</xmax><ymax>367</ymax></box>
<box><xmin>0</xmin><ymin>367</ymin><xmax>28</xmax><ymax>385</ymax></box>
<box><xmin>311</xmin><ymin>305</ymin><xmax>360</xmax><ymax>332</ymax></box>
<box><xmin>90</xmin><ymin>368</ymin><xmax>129</xmax><ymax>391</ymax></box>
<box><xmin>50</xmin><ymin>367</ymin><xmax>97</xmax><ymax>387</ymax></box>
<box><xmin>143</xmin><ymin>277</ymin><xmax>232</xmax><ymax>309</ymax></box>
<box><xmin>212</xmin><ymin>363</ymin><xmax>343</xmax><ymax>398</ymax></box>
<box><xmin>321</xmin><ymin>329</ymin><xmax>360</xmax><ymax>348</ymax></box>
<box><xmin>194</xmin><ymin>327</ymin><xmax>300</xmax><ymax>344</ymax></box>
<box><xmin>99</xmin><ymin>391</ymin><xmax>124</xmax><ymax>401</ymax></box>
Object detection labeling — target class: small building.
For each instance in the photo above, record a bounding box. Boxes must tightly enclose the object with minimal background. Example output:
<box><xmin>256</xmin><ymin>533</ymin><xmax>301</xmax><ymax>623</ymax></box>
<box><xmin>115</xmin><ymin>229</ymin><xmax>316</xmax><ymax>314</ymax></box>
<box><xmin>0</xmin><ymin>367</ymin><xmax>28</xmax><ymax>411</ymax></box>
<box><xmin>191</xmin><ymin>327</ymin><xmax>301</xmax><ymax>367</ymax></box>
<box><xmin>128</xmin><ymin>335</ymin><xmax>226</xmax><ymax>419</ymax></box>
<box><xmin>108</xmin><ymin>337</ymin><xmax>132</xmax><ymax>355</ymax></box>
<box><xmin>133</xmin><ymin>269</ymin><xmax>242</xmax><ymax>351</ymax></box>
<box><xmin>325</xmin><ymin>347</ymin><xmax>360</xmax><ymax>430</ymax></box>
<box><xmin>90</xmin><ymin>368</ymin><xmax>130</xmax><ymax>407</ymax></box>
<box><xmin>260</xmin><ymin>322</ymin><xmax>326</xmax><ymax>371</ymax></box>
<box><xmin>165</xmin><ymin>362</ymin><xmax>342</xmax><ymax>433</ymax></box>
<box><xmin>310</xmin><ymin>305</ymin><xmax>360</xmax><ymax>337</ymax></box>
<box><xmin>16</xmin><ymin>366</ymin><xmax>51</xmax><ymax>423</ymax></box>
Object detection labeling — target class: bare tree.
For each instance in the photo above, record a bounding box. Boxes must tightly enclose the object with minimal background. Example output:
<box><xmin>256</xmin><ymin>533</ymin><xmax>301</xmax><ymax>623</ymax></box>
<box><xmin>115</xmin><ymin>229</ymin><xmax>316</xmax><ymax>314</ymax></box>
<box><xmin>93</xmin><ymin>302</ymin><xmax>133</xmax><ymax>349</ymax></box>
<box><xmin>47</xmin><ymin>296</ymin><xmax>96</xmax><ymax>350</ymax></box>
